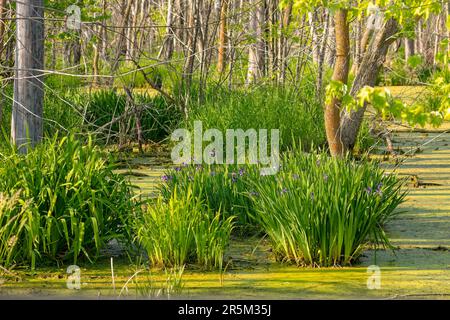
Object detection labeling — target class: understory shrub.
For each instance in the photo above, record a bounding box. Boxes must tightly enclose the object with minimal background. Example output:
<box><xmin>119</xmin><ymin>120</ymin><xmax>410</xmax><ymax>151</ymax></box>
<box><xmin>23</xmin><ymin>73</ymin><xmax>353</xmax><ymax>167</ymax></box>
<box><xmin>135</xmin><ymin>188</ymin><xmax>234</xmax><ymax>269</ymax></box>
<box><xmin>0</xmin><ymin>134</ymin><xmax>136</xmax><ymax>268</ymax></box>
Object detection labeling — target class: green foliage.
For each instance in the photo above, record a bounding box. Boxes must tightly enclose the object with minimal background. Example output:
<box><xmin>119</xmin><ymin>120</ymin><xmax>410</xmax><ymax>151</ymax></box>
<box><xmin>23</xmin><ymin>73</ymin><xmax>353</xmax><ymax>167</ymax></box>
<box><xmin>135</xmin><ymin>188</ymin><xmax>234</xmax><ymax>269</ymax></box>
<box><xmin>81</xmin><ymin>90</ymin><xmax>182</xmax><ymax>144</ymax></box>
<box><xmin>0</xmin><ymin>192</ymin><xmax>36</xmax><ymax>268</ymax></box>
<box><xmin>248</xmin><ymin>150</ymin><xmax>406</xmax><ymax>266</ymax></box>
<box><xmin>354</xmin><ymin>120</ymin><xmax>381</xmax><ymax>154</ymax></box>
<box><xmin>45</xmin><ymin>74</ymin><xmax>83</xmax><ymax>90</ymax></box>
<box><xmin>0</xmin><ymin>134</ymin><xmax>136</xmax><ymax>268</ymax></box>
<box><xmin>288</xmin><ymin>0</ymin><xmax>442</xmax><ymax>27</ymax></box>
<box><xmin>160</xmin><ymin>149</ymin><xmax>406</xmax><ymax>267</ymax></box>
<box><xmin>378</xmin><ymin>55</ymin><xmax>434</xmax><ymax>86</ymax></box>
<box><xmin>43</xmin><ymin>89</ymin><xmax>84</xmax><ymax>135</ymax></box>
<box><xmin>187</xmin><ymin>85</ymin><xmax>326</xmax><ymax>152</ymax></box>
<box><xmin>84</xmin><ymin>90</ymin><xmax>126</xmax><ymax>135</ymax></box>
<box><xmin>355</xmin><ymin>86</ymin><xmax>447</xmax><ymax>127</ymax></box>
<box><xmin>159</xmin><ymin>164</ymin><xmax>259</xmax><ymax>232</ymax></box>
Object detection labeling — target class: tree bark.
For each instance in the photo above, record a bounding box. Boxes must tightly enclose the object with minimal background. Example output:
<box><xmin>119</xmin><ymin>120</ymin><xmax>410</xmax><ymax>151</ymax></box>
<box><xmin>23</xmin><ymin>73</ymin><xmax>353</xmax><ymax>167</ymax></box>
<box><xmin>160</xmin><ymin>0</ymin><xmax>175</xmax><ymax>60</ymax></box>
<box><xmin>278</xmin><ymin>2</ymin><xmax>292</xmax><ymax>82</ymax></box>
<box><xmin>339</xmin><ymin>18</ymin><xmax>399</xmax><ymax>151</ymax></box>
<box><xmin>217</xmin><ymin>0</ymin><xmax>228</xmax><ymax>73</ymax></box>
<box><xmin>246</xmin><ymin>0</ymin><xmax>265</xmax><ymax>84</ymax></box>
<box><xmin>317</xmin><ymin>9</ymin><xmax>330</xmax><ymax>92</ymax></box>
<box><xmin>0</xmin><ymin>0</ymin><xmax>7</xmax><ymax>58</ymax></box>
<box><xmin>308</xmin><ymin>9</ymin><xmax>320</xmax><ymax>64</ymax></box>
<box><xmin>11</xmin><ymin>0</ymin><xmax>44</xmax><ymax>152</ymax></box>
<box><xmin>404</xmin><ymin>37</ymin><xmax>415</xmax><ymax>60</ymax></box>
<box><xmin>325</xmin><ymin>9</ymin><xmax>349</xmax><ymax>157</ymax></box>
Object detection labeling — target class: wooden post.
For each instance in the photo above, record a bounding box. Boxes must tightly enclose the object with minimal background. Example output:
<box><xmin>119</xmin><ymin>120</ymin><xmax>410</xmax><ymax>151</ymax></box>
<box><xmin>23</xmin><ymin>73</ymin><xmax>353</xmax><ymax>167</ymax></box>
<box><xmin>11</xmin><ymin>0</ymin><xmax>44</xmax><ymax>152</ymax></box>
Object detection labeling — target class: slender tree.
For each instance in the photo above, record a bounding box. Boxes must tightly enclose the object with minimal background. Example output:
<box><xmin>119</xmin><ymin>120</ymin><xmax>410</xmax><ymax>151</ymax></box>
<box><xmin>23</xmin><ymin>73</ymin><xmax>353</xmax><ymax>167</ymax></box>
<box><xmin>217</xmin><ymin>0</ymin><xmax>228</xmax><ymax>73</ymax></box>
<box><xmin>324</xmin><ymin>8</ymin><xmax>349</xmax><ymax>156</ymax></box>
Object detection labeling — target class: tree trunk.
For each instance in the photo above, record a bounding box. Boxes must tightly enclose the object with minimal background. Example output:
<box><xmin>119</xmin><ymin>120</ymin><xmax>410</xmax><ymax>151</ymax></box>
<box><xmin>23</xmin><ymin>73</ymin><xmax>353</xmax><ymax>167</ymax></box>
<box><xmin>0</xmin><ymin>0</ymin><xmax>7</xmax><ymax>58</ymax></box>
<box><xmin>0</xmin><ymin>0</ymin><xmax>6</xmax><ymax>123</ymax></box>
<box><xmin>217</xmin><ymin>0</ymin><xmax>228</xmax><ymax>73</ymax></box>
<box><xmin>325</xmin><ymin>9</ymin><xmax>349</xmax><ymax>157</ymax></box>
<box><xmin>246</xmin><ymin>0</ymin><xmax>265</xmax><ymax>84</ymax></box>
<box><xmin>160</xmin><ymin>0</ymin><xmax>175</xmax><ymax>60</ymax></box>
<box><xmin>278</xmin><ymin>2</ymin><xmax>292</xmax><ymax>82</ymax></box>
<box><xmin>404</xmin><ymin>37</ymin><xmax>415</xmax><ymax>60</ymax></box>
<box><xmin>339</xmin><ymin>18</ymin><xmax>399</xmax><ymax>151</ymax></box>
<box><xmin>317</xmin><ymin>9</ymin><xmax>330</xmax><ymax>92</ymax></box>
<box><xmin>12</xmin><ymin>0</ymin><xmax>44</xmax><ymax>152</ymax></box>
<box><xmin>308</xmin><ymin>9</ymin><xmax>320</xmax><ymax>64</ymax></box>
<box><xmin>183</xmin><ymin>0</ymin><xmax>198</xmax><ymax>98</ymax></box>
<box><xmin>351</xmin><ymin>22</ymin><xmax>374</xmax><ymax>75</ymax></box>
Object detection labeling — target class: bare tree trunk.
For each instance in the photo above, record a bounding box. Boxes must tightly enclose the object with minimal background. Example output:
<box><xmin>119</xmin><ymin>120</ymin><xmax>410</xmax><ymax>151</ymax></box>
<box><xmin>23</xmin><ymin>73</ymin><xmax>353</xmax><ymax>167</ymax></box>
<box><xmin>101</xmin><ymin>0</ymin><xmax>108</xmax><ymax>59</ymax></box>
<box><xmin>325</xmin><ymin>17</ymin><xmax>335</xmax><ymax>66</ymax></box>
<box><xmin>93</xmin><ymin>43</ymin><xmax>100</xmax><ymax>86</ymax></box>
<box><xmin>278</xmin><ymin>2</ymin><xmax>292</xmax><ymax>83</ymax></box>
<box><xmin>317</xmin><ymin>9</ymin><xmax>330</xmax><ymax>92</ymax></box>
<box><xmin>183</xmin><ymin>0</ymin><xmax>198</xmax><ymax>98</ymax></box>
<box><xmin>340</xmin><ymin>18</ymin><xmax>399</xmax><ymax>151</ymax></box>
<box><xmin>246</xmin><ymin>0</ymin><xmax>265</xmax><ymax>84</ymax></box>
<box><xmin>351</xmin><ymin>22</ymin><xmax>374</xmax><ymax>75</ymax></box>
<box><xmin>405</xmin><ymin>37</ymin><xmax>415</xmax><ymax>60</ymax></box>
<box><xmin>12</xmin><ymin>0</ymin><xmax>44</xmax><ymax>152</ymax></box>
<box><xmin>217</xmin><ymin>0</ymin><xmax>228</xmax><ymax>73</ymax></box>
<box><xmin>111</xmin><ymin>0</ymin><xmax>133</xmax><ymax>73</ymax></box>
<box><xmin>0</xmin><ymin>0</ymin><xmax>7</xmax><ymax>58</ymax></box>
<box><xmin>308</xmin><ymin>8</ymin><xmax>320</xmax><ymax>64</ymax></box>
<box><xmin>447</xmin><ymin>2</ymin><xmax>450</xmax><ymax>70</ymax></box>
<box><xmin>0</xmin><ymin>0</ymin><xmax>6</xmax><ymax>123</ymax></box>
<box><xmin>159</xmin><ymin>0</ymin><xmax>175</xmax><ymax>60</ymax></box>
<box><xmin>325</xmin><ymin>9</ymin><xmax>349</xmax><ymax>157</ymax></box>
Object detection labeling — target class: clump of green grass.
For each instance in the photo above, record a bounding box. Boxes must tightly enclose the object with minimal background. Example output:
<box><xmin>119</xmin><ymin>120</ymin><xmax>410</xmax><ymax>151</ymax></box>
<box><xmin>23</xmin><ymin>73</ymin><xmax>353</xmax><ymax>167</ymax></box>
<box><xmin>135</xmin><ymin>188</ymin><xmax>234</xmax><ymax>270</ymax></box>
<box><xmin>249</xmin><ymin>150</ymin><xmax>406</xmax><ymax>267</ymax></box>
<box><xmin>160</xmin><ymin>149</ymin><xmax>406</xmax><ymax>267</ymax></box>
<box><xmin>187</xmin><ymin>85</ymin><xmax>326</xmax><ymax>151</ymax></box>
<box><xmin>159</xmin><ymin>164</ymin><xmax>258</xmax><ymax>232</ymax></box>
<box><xmin>0</xmin><ymin>192</ymin><xmax>36</xmax><ymax>268</ymax></box>
<box><xmin>0</xmin><ymin>134</ymin><xmax>136</xmax><ymax>268</ymax></box>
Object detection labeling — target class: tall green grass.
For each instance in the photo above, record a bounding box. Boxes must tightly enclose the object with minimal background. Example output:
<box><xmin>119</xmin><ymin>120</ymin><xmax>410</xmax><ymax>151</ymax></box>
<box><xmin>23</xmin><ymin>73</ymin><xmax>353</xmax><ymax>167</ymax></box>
<box><xmin>82</xmin><ymin>90</ymin><xmax>181</xmax><ymax>144</ymax></box>
<box><xmin>160</xmin><ymin>149</ymin><xmax>406</xmax><ymax>266</ymax></box>
<box><xmin>135</xmin><ymin>188</ymin><xmax>234</xmax><ymax>270</ymax></box>
<box><xmin>0</xmin><ymin>134</ymin><xmax>136</xmax><ymax>268</ymax></box>
<box><xmin>249</xmin><ymin>150</ymin><xmax>406</xmax><ymax>266</ymax></box>
<box><xmin>159</xmin><ymin>164</ymin><xmax>258</xmax><ymax>232</ymax></box>
<box><xmin>0</xmin><ymin>192</ymin><xmax>36</xmax><ymax>268</ymax></box>
<box><xmin>187</xmin><ymin>85</ymin><xmax>326</xmax><ymax>151</ymax></box>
